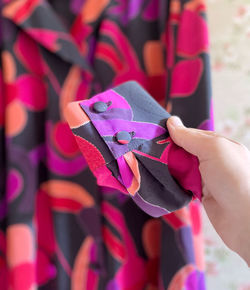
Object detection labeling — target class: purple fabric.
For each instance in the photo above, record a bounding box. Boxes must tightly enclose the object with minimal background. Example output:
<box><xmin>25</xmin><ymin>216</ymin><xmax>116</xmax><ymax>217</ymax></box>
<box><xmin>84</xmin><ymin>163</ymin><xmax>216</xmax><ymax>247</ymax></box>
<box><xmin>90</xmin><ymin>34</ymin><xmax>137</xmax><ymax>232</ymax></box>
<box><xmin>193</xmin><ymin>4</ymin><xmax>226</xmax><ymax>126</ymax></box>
<box><xmin>108</xmin><ymin>0</ymin><xmax>145</xmax><ymax>24</ymax></box>
<box><xmin>105</xmin><ymin>141</ymin><xmax>130</xmax><ymax>159</ymax></box>
<box><xmin>117</xmin><ymin>155</ymin><xmax>133</xmax><ymax>188</ymax></box>
<box><xmin>81</xmin><ymin>106</ymin><xmax>133</xmax><ymax>121</ymax></box>
<box><xmin>81</xmin><ymin>89</ymin><xmax>131</xmax><ymax>110</ymax></box>
<box><xmin>91</xmin><ymin>119</ymin><xmax>166</xmax><ymax>139</ymax></box>
<box><xmin>132</xmin><ymin>192</ymin><xmax>170</xmax><ymax>217</ymax></box>
<box><xmin>70</xmin><ymin>0</ymin><xmax>85</xmax><ymax>13</ymax></box>
<box><xmin>9</xmin><ymin>146</ymin><xmax>37</xmax><ymax>214</ymax></box>
<box><xmin>177</xmin><ymin>226</ymin><xmax>196</xmax><ymax>264</ymax></box>
<box><xmin>185</xmin><ymin>271</ymin><xmax>206</xmax><ymax>290</ymax></box>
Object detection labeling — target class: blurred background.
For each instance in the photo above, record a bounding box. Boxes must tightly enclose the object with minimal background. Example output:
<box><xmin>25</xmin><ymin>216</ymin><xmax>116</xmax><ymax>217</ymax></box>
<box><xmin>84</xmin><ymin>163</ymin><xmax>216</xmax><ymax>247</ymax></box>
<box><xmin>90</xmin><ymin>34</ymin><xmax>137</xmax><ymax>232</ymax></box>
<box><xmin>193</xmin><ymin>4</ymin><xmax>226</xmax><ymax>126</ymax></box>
<box><xmin>203</xmin><ymin>0</ymin><xmax>250</xmax><ymax>289</ymax></box>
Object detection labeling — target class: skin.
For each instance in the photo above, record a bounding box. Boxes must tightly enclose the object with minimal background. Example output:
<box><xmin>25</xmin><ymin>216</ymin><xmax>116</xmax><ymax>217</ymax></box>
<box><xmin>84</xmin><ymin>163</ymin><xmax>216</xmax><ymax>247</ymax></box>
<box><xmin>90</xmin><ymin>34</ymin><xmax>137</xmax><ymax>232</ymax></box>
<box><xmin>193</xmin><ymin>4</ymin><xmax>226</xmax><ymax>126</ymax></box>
<box><xmin>167</xmin><ymin>116</ymin><xmax>250</xmax><ymax>266</ymax></box>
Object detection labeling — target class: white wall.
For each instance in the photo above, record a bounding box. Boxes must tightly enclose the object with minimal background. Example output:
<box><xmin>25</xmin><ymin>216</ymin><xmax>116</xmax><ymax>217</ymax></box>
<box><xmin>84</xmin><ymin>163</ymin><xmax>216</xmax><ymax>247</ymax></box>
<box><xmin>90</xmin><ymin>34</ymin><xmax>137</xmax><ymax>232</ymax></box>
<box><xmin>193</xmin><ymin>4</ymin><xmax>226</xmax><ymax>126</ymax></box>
<box><xmin>203</xmin><ymin>1</ymin><xmax>250</xmax><ymax>289</ymax></box>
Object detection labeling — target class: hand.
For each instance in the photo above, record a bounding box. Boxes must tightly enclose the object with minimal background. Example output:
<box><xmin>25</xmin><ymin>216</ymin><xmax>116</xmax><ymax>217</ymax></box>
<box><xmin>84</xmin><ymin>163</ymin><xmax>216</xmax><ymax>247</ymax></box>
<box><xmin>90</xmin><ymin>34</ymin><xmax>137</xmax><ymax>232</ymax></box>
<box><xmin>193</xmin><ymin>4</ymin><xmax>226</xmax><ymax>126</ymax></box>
<box><xmin>167</xmin><ymin>116</ymin><xmax>250</xmax><ymax>265</ymax></box>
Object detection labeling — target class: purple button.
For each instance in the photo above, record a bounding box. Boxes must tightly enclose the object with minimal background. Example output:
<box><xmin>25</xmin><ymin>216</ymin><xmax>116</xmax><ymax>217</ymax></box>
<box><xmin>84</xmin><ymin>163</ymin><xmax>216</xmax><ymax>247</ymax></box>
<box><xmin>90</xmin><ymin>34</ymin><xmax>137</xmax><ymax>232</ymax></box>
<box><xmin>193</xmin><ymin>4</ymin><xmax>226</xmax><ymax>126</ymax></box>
<box><xmin>116</xmin><ymin>131</ymin><xmax>132</xmax><ymax>144</ymax></box>
<box><xmin>93</xmin><ymin>101</ymin><xmax>108</xmax><ymax>113</ymax></box>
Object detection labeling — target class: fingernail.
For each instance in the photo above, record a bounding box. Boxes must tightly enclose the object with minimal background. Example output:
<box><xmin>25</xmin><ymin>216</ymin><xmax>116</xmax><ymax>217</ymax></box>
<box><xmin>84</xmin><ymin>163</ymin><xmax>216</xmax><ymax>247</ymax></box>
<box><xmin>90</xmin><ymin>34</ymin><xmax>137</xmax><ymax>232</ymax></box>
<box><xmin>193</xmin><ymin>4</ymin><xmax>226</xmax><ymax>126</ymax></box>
<box><xmin>168</xmin><ymin>116</ymin><xmax>184</xmax><ymax>128</ymax></box>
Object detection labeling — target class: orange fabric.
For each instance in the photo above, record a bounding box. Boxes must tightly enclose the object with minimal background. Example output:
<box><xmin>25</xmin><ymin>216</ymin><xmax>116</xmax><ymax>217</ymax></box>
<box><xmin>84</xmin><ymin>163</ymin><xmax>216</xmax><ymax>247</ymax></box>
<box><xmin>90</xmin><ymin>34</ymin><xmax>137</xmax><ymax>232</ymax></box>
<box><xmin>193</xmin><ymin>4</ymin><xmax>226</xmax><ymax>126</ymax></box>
<box><xmin>6</xmin><ymin>100</ymin><xmax>27</xmax><ymax>137</ymax></box>
<box><xmin>143</xmin><ymin>41</ymin><xmax>165</xmax><ymax>76</ymax></box>
<box><xmin>81</xmin><ymin>0</ymin><xmax>110</xmax><ymax>23</ymax></box>
<box><xmin>41</xmin><ymin>180</ymin><xmax>95</xmax><ymax>207</ymax></box>
<box><xmin>65</xmin><ymin>102</ymin><xmax>90</xmax><ymax>129</ymax></box>
<box><xmin>123</xmin><ymin>151</ymin><xmax>141</xmax><ymax>196</ymax></box>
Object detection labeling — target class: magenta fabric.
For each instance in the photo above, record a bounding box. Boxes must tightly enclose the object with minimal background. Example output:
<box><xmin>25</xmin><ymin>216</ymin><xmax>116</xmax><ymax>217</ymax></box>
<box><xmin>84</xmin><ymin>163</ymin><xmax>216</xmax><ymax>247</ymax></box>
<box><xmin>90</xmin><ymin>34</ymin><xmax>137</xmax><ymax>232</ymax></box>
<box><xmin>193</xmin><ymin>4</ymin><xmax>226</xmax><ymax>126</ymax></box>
<box><xmin>0</xmin><ymin>0</ymin><xmax>212</xmax><ymax>289</ymax></box>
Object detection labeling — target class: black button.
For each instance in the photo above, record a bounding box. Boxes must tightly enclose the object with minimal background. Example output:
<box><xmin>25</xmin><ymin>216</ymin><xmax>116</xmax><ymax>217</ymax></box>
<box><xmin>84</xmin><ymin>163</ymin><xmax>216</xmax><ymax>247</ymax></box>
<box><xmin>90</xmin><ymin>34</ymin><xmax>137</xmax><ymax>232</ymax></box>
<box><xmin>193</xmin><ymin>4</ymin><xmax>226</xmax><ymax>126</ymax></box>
<box><xmin>116</xmin><ymin>131</ymin><xmax>132</xmax><ymax>144</ymax></box>
<box><xmin>93</xmin><ymin>101</ymin><xmax>108</xmax><ymax>113</ymax></box>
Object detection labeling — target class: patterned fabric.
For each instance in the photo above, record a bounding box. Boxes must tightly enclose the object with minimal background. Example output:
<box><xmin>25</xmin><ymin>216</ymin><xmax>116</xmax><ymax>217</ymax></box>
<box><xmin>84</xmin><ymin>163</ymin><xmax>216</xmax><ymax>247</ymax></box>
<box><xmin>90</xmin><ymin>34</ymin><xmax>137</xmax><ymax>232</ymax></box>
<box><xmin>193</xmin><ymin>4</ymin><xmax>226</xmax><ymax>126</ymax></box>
<box><xmin>0</xmin><ymin>0</ymin><xmax>212</xmax><ymax>289</ymax></box>
<box><xmin>67</xmin><ymin>81</ymin><xmax>202</xmax><ymax>217</ymax></box>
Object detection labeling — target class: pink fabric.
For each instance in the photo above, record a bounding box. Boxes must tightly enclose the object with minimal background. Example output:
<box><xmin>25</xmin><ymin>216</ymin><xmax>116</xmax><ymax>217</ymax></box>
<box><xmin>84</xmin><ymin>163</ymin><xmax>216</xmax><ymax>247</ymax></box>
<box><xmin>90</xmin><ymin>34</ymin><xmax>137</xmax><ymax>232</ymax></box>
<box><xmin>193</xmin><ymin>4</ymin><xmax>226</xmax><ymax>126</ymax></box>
<box><xmin>170</xmin><ymin>58</ymin><xmax>203</xmax><ymax>97</ymax></box>
<box><xmin>177</xmin><ymin>10</ymin><xmax>209</xmax><ymax>57</ymax></box>
<box><xmin>161</xmin><ymin>138</ymin><xmax>202</xmax><ymax>200</ymax></box>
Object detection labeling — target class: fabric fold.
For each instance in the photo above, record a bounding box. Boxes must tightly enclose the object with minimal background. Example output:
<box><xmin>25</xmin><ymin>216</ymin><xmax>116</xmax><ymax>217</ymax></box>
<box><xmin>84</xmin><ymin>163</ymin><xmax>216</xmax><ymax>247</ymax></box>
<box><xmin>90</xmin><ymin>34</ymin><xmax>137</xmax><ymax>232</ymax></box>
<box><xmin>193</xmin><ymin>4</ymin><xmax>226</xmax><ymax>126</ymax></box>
<box><xmin>3</xmin><ymin>0</ymin><xmax>91</xmax><ymax>70</ymax></box>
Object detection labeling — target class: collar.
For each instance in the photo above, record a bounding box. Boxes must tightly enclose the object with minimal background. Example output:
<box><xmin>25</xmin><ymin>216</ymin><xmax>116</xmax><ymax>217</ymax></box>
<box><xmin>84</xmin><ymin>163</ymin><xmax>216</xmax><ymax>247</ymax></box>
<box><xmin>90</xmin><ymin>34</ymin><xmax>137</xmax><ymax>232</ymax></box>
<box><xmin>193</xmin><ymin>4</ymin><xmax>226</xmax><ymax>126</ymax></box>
<box><xmin>2</xmin><ymin>0</ymin><xmax>92</xmax><ymax>71</ymax></box>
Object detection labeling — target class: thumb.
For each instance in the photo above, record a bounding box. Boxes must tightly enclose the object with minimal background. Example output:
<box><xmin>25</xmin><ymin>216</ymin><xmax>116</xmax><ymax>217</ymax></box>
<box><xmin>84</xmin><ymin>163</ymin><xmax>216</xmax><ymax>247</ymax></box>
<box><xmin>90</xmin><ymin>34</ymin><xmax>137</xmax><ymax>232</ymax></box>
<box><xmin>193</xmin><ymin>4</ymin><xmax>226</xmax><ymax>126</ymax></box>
<box><xmin>167</xmin><ymin>116</ymin><xmax>215</xmax><ymax>160</ymax></box>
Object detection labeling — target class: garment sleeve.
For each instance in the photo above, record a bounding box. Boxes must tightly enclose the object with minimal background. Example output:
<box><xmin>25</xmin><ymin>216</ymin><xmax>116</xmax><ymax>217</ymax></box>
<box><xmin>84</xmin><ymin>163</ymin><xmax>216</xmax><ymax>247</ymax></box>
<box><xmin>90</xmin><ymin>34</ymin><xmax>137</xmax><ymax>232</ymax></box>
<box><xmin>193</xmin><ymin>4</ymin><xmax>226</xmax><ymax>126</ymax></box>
<box><xmin>65</xmin><ymin>81</ymin><xmax>202</xmax><ymax>217</ymax></box>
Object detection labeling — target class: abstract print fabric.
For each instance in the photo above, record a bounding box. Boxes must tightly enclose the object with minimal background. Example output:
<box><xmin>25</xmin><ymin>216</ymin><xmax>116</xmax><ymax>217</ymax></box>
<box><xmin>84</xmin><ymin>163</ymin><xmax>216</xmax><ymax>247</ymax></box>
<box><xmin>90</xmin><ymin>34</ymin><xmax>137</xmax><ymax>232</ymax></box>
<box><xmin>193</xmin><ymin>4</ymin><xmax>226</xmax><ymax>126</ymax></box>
<box><xmin>0</xmin><ymin>0</ymin><xmax>212</xmax><ymax>289</ymax></box>
<box><xmin>67</xmin><ymin>81</ymin><xmax>203</xmax><ymax>217</ymax></box>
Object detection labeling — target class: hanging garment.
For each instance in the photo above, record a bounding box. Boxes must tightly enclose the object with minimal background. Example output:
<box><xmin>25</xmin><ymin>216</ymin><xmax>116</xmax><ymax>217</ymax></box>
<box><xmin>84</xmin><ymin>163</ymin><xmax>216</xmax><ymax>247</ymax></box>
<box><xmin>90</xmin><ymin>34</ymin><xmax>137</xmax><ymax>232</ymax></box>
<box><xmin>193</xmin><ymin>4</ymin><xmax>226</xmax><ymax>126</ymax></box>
<box><xmin>0</xmin><ymin>0</ymin><xmax>213</xmax><ymax>289</ymax></box>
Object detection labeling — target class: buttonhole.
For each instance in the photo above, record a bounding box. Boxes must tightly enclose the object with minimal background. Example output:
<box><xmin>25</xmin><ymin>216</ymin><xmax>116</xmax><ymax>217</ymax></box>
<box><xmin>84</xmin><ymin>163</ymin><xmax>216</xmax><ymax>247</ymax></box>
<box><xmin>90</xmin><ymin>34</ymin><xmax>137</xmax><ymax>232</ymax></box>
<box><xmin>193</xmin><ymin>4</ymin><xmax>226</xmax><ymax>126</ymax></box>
<box><xmin>130</xmin><ymin>131</ymin><xmax>135</xmax><ymax>137</ymax></box>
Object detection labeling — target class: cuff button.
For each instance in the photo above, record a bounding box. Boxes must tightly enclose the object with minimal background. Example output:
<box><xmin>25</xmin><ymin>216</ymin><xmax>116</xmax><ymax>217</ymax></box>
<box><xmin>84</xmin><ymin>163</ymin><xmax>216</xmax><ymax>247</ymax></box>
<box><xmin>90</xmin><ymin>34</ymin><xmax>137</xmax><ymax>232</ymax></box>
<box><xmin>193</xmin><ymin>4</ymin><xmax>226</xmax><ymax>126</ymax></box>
<box><xmin>116</xmin><ymin>131</ymin><xmax>132</xmax><ymax>144</ymax></box>
<box><xmin>93</xmin><ymin>101</ymin><xmax>108</xmax><ymax>113</ymax></box>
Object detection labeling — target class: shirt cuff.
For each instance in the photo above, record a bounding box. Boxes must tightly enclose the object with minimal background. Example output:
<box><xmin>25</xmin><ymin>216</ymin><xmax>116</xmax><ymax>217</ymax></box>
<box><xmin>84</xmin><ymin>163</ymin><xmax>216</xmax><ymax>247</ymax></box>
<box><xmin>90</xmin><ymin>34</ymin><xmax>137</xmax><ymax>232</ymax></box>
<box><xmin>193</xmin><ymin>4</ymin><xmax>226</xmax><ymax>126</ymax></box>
<box><xmin>65</xmin><ymin>81</ymin><xmax>202</xmax><ymax>217</ymax></box>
